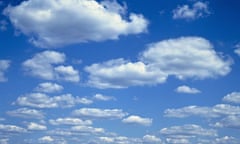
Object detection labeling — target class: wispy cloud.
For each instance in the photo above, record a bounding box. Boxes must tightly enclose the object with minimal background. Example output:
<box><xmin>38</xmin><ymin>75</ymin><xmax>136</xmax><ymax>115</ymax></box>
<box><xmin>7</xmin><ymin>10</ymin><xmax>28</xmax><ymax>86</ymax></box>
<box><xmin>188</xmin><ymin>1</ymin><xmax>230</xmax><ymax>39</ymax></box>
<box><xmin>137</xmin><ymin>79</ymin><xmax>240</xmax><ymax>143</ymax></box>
<box><xmin>0</xmin><ymin>60</ymin><xmax>10</xmax><ymax>82</ymax></box>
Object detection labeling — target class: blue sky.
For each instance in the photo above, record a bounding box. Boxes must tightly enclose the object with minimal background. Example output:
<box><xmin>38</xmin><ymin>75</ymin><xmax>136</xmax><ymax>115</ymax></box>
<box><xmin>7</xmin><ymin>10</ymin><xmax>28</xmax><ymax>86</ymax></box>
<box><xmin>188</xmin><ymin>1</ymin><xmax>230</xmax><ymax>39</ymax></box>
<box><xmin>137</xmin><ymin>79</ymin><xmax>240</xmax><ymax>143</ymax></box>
<box><xmin>0</xmin><ymin>0</ymin><xmax>240</xmax><ymax>143</ymax></box>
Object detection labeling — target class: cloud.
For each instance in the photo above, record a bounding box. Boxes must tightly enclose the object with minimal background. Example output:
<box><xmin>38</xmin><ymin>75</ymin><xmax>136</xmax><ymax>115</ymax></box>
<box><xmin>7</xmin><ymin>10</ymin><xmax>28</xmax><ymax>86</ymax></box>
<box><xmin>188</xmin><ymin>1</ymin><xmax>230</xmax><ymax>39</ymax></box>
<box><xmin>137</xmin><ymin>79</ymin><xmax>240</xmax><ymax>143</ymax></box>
<box><xmin>22</xmin><ymin>51</ymin><xmax>79</xmax><ymax>82</ymax></box>
<box><xmin>175</xmin><ymin>85</ymin><xmax>201</xmax><ymax>94</ymax></box>
<box><xmin>4</xmin><ymin>0</ymin><xmax>148</xmax><ymax>48</ymax></box>
<box><xmin>0</xmin><ymin>20</ymin><xmax>8</xmax><ymax>31</ymax></box>
<box><xmin>27</xmin><ymin>122</ymin><xmax>47</xmax><ymax>131</ymax></box>
<box><xmin>72</xmin><ymin>108</ymin><xmax>128</xmax><ymax>119</ymax></box>
<box><xmin>38</xmin><ymin>136</ymin><xmax>54</xmax><ymax>143</ymax></box>
<box><xmin>142</xmin><ymin>135</ymin><xmax>162</xmax><ymax>143</ymax></box>
<box><xmin>173</xmin><ymin>1</ymin><xmax>210</xmax><ymax>20</ymax></box>
<box><xmin>222</xmin><ymin>92</ymin><xmax>240</xmax><ymax>104</ymax></box>
<box><xmin>0</xmin><ymin>60</ymin><xmax>10</xmax><ymax>82</ymax></box>
<box><xmin>164</xmin><ymin>104</ymin><xmax>240</xmax><ymax>118</ymax></box>
<box><xmin>98</xmin><ymin>136</ymin><xmax>142</xmax><ymax>144</ymax></box>
<box><xmin>0</xmin><ymin>124</ymin><xmax>27</xmax><ymax>133</ymax></box>
<box><xmin>15</xmin><ymin>93</ymin><xmax>92</xmax><ymax>108</ymax></box>
<box><xmin>86</xmin><ymin>37</ymin><xmax>232</xmax><ymax>88</ymax></box>
<box><xmin>49</xmin><ymin>117</ymin><xmax>92</xmax><ymax>126</ymax></box>
<box><xmin>122</xmin><ymin>115</ymin><xmax>152</xmax><ymax>126</ymax></box>
<box><xmin>234</xmin><ymin>44</ymin><xmax>240</xmax><ymax>56</ymax></box>
<box><xmin>160</xmin><ymin>124</ymin><xmax>217</xmax><ymax>138</ymax></box>
<box><xmin>6</xmin><ymin>108</ymin><xmax>44</xmax><ymax>119</ymax></box>
<box><xmin>71</xmin><ymin>126</ymin><xmax>105</xmax><ymax>134</ymax></box>
<box><xmin>214</xmin><ymin>115</ymin><xmax>240</xmax><ymax>129</ymax></box>
<box><xmin>93</xmin><ymin>94</ymin><xmax>116</xmax><ymax>101</ymax></box>
<box><xmin>34</xmin><ymin>82</ymin><xmax>63</xmax><ymax>93</ymax></box>
<box><xmin>215</xmin><ymin>136</ymin><xmax>240</xmax><ymax>144</ymax></box>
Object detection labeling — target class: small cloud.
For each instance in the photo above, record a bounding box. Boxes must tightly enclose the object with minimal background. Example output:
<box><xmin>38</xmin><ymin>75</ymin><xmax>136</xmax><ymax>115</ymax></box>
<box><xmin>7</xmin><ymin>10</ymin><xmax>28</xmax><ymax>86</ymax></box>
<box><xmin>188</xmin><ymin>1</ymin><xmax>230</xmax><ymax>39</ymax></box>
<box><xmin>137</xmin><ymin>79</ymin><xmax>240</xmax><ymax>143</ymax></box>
<box><xmin>143</xmin><ymin>135</ymin><xmax>162</xmax><ymax>143</ymax></box>
<box><xmin>173</xmin><ymin>1</ymin><xmax>210</xmax><ymax>20</ymax></box>
<box><xmin>49</xmin><ymin>117</ymin><xmax>92</xmax><ymax>126</ymax></box>
<box><xmin>175</xmin><ymin>85</ymin><xmax>201</xmax><ymax>94</ymax></box>
<box><xmin>7</xmin><ymin>108</ymin><xmax>44</xmax><ymax>119</ymax></box>
<box><xmin>0</xmin><ymin>20</ymin><xmax>8</xmax><ymax>31</ymax></box>
<box><xmin>27</xmin><ymin>122</ymin><xmax>47</xmax><ymax>131</ymax></box>
<box><xmin>93</xmin><ymin>93</ymin><xmax>116</xmax><ymax>101</ymax></box>
<box><xmin>38</xmin><ymin>136</ymin><xmax>54</xmax><ymax>143</ymax></box>
<box><xmin>0</xmin><ymin>60</ymin><xmax>11</xmax><ymax>82</ymax></box>
<box><xmin>122</xmin><ymin>115</ymin><xmax>152</xmax><ymax>126</ymax></box>
<box><xmin>34</xmin><ymin>82</ymin><xmax>63</xmax><ymax>93</ymax></box>
<box><xmin>222</xmin><ymin>92</ymin><xmax>240</xmax><ymax>104</ymax></box>
<box><xmin>234</xmin><ymin>43</ymin><xmax>240</xmax><ymax>56</ymax></box>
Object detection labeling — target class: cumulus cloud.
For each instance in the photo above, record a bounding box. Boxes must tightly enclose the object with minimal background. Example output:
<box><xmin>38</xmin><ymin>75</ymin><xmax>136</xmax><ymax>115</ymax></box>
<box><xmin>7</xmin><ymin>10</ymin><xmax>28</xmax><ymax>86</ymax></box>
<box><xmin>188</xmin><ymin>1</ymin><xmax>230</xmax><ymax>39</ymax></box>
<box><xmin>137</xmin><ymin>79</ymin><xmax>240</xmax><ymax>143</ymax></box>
<box><xmin>0</xmin><ymin>124</ymin><xmax>27</xmax><ymax>133</ymax></box>
<box><xmin>38</xmin><ymin>136</ymin><xmax>54</xmax><ymax>143</ymax></box>
<box><xmin>215</xmin><ymin>136</ymin><xmax>240</xmax><ymax>144</ymax></box>
<box><xmin>15</xmin><ymin>93</ymin><xmax>92</xmax><ymax>108</ymax></box>
<box><xmin>93</xmin><ymin>93</ymin><xmax>116</xmax><ymax>101</ymax></box>
<box><xmin>222</xmin><ymin>92</ymin><xmax>240</xmax><ymax>104</ymax></box>
<box><xmin>175</xmin><ymin>85</ymin><xmax>201</xmax><ymax>94</ymax></box>
<box><xmin>142</xmin><ymin>135</ymin><xmax>162</xmax><ymax>143</ymax></box>
<box><xmin>214</xmin><ymin>115</ymin><xmax>240</xmax><ymax>129</ymax></box>
<box><xmin>72</xmin><ymin>108</ymin><xmax>128</xmax><ymax>119</ymax></box>
<box><xmin>0</xmin><ymin>60</ymin><xmax>10</xmax><ymax>82</ymax></box>
<box><xmin>71</xmin><ymin>126</ymin><xmax>105</xmax><ymax>134</ymax></box>
<box><xmin>34</xmin><ymin>82</ymin><xmax>63</xmax><ymax>93</ymax></box>
<box><xmin>6</xmin><ymin>108</ymin><xmax>44</xmax><ymax>119</ymax></box>
<box><xmin>22</xmin><ymin>51</ymin><xmax>79</xmax><ymax>82</ymax></box>
<box><xmin>122</xmin><ymin>115</ymin><xmax>152</xmax><ymax>126</ymax></box>
<box><xmin>173</xmin><ymin>1</ymin><xmax>210</xmax><ymax>20</ymax></box>
<box><xmin>27</xmin><ymin>122</ymin><xmax>47</xmax><ymax>131</ymax></box>
<box><xmin>99</xmin><ymin>136</ymin><xmax>142</xmax><ymax>144</ymax></box>
<box><xmin>160</xmin><ymin>124</ymin><xmax>217</xmax><ymax>138</ymax></box>
<box><xmin>4</xmin><ymin>0</ymin><xmax>148</xmax><ymax>48</ymax></box>
<box><xmin>234</xmin><ymin>43</ymin><xmax>240</xmax><ymax>56</ymax></box>
<box><xmin>49</xmin><ymin>117</ymin><xmax>92</xmax><ymax>126</ymax></box>
<box><xmin>86</xmin><ymin>37</ymin><xmax>232</xmax><ymax>88</ymax></box>
<box><xmin>164</xmin><ymin>104</ymin><xmax>240</xmax><ymax>118</ymax></box>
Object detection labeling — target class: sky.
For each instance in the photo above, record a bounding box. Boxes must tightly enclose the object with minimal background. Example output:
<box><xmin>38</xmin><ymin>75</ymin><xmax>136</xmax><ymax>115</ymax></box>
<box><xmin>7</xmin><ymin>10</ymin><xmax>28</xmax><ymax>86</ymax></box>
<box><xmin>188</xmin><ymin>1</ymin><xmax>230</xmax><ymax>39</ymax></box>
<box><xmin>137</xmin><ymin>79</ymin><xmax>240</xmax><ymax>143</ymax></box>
<box><xmin>0</xmin><ymin>0</ymin><xmax>240</xmax><ymax>144</ymax></box>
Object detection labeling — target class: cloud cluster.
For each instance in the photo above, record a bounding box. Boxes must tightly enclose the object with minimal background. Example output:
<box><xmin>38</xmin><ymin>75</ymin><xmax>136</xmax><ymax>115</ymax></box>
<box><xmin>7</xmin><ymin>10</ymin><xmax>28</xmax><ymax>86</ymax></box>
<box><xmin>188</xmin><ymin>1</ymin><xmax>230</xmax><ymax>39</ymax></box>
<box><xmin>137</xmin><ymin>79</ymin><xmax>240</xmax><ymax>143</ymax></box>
<box><xmin>7</xmin><ymin>108</ymin><xmax>44</xmax><ymax>119</ymax></box>
<box><xmin>23</xmin><ymin>51</ymin><xmax>79</xmax><ymax>82</ymax></box>
<box><xmin>86</xmin><ymin>37</ymin><xmax>232</xmax><ymax>88</ymax></box>
<box><xmin>4</xmin><ymin>0</ymin><xmax>148</xmax><ymax>48</ymax></box>
<box><xmin>34</xmin><ymin>82</ymin><xmax>63</xmax><ymax>93</ymax></box>
<box><xmin>0</xmin><ymin>60</ymin><xmax>10</xmax><ymax>82</ymax></box>
<box><xmin>173</xmin><ymin>1</ymin><xmax>210</xmax><ymax>20</ymax></box>
<box><xmin>122</xmin><ymin>115</ymin><xmax>152</xmax><ymax>126</ymax></box>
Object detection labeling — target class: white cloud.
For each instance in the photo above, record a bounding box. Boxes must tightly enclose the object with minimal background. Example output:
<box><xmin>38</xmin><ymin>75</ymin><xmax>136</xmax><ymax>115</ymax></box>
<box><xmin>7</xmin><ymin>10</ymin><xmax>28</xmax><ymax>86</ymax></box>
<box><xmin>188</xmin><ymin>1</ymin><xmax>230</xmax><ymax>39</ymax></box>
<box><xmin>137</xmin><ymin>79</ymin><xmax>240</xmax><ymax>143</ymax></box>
<box><xmin>38</xmin><ymin>136</ymin><xmax>54</xmax><ymax>143</ymax></box>
<box><xmin>173</xmin><ymin>1</ymin><xmax>210</xmax><ymax>20</ymax></box>
<box><xmin>4</xmin><ymin>0</ymin><xmax>148</xmax><ymax>48</ymax></box>
<box><xmin>86</xmin><ymin>37</ymin><xmax>232</xmax><ymax>88</ymax></box>
<box><xmin>214</xmin><ymin>115</ymin><xmax>240</xmax><ymax>129</ymax></box>
<box><xmin>160</xmin><ymin>124</ymin><xmax>217</xmax><ymax>137</ymax></box>
<box><xmin>234</xmin><ymin>44</ymin><xmax>240</xmax><ymax>56</ymax></box>
<box><xmin>27</xmin><ymin>122</ymin><xmax>47</xmax><ymax>131</ymax></box>
<box><xmin>49</xmin><ymin>117</ymin><xmax>92</xmax><ymax>126</ymax></box>
<box><xmin>166</xmin><ymin>138</ymin><xmax>189</xmax><ymax>144</ymax></box>
<box><xmin>0</xmin><ymin>60</ymin><xmax>10</xmax><ymax>82</ymax></box>
<box><xmin>0</xmin><ymin>124</ymin><xmax>27</xmax><ymax>133</ymax></box>
<box><xmin>34</xmin><ymin>82</ymin><xmax>63</xmax><ymax>93</ymax></box>
<box><xmin>0</xmin><ymin>138</ymin><xmax>9</xmax><ymax>144</ymax></box>
<box><xmin>22</xmin><ymin>51</ymin><xmax>79</xmax><ymax>82</ymax></box>
<box><xmin>175</xmin><ymin>85</ymin><xmax>201</xmax><ymax>94</ymax></box>
<box><xmin>164</xmin><ymin>104</ymin><xmax>240</xmax><ymax>118</ymax></box>
<box><xmin>93</xmin><ymin>94</ymin><xmax>116</xmax><ymax>101</ymax></box>
<box><xmin>85</xmin><ymin>59</ymin><xmax>167</xmax><ymax>89</ymax></box>
<box><xmin>71</xmin><ymin>126</ymin><xmax>104</xmax><ymax>134</ymax></box>
<box><xmin>6</xmin><ymin>108</ymin><xmax>44</xmax><ymax>119</ymax></box>
<box><xmin>142</xmin><ymin>135</ymin><xmax>162</xmax><ymax>143</ymax></box>
<box><xmin>15</xmin><ymin>93</ymin><xmax>92</xmax><ymax>108</ymax></box>
<box><xmin>0</xmin><ymin>20</ymin><xmax>8</xmax><ymax>31</ymax></box>
<box><xmin>72</xmin><ymin>108</ymin><xmax>128</xmax><ymax>119</ymax></box>
<box><xmin>99</xmin><ymin>136</ymin><xmax>142</xmax><ymax>144</ymax></box>
<box><xmin>222</xmin><ymin>92</ymin><xmax>240</xmax><ymax>104</ymax></box>
<box><xmin>215</xmin><ymin>136</ymin><xmax>240</xmax><ymax>144</ymax></box>
<box><xmin>122</xmin><ymin>115</ymin><xmax>152</xmax><ymax>126</ymax></box>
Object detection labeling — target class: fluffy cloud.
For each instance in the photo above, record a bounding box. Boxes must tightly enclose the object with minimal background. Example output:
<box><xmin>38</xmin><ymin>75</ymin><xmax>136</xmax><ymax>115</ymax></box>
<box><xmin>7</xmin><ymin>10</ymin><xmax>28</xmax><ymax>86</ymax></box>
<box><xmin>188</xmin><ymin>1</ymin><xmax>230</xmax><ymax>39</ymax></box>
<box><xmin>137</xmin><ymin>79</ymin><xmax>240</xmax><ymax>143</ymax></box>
<box><xmin>0</xmin><ymin>60</ymin><xmax>10</xmax><ymax>82</ymax></box>
<box><xmin>34</xmin><ymin>82</ymin><xmax>63</xmax><ymax>93</ymax></box>
<box><xmin>4</xmin><ymin>0</ymin><xmax>148</xmax><ymax>48</ymax></box>
<box><xmin>22</xmin><ymin>51</ymin><xmax>79</xmax><ymax>82</ymax></box>
<box><xmin>27</xmin><ymin>122</ymin><xmax>47</xmax><ymax>131</ymax></box>
<box><xmin>122</xmin><ymin>115</ymin><xmax>152</xmax><ymax>126</ymax></box>
<box><xmin>71</xmin><ymin>126</ymin><xmax>105</xmax><ymax>134</ymax></box>
<box><xmin>173</xmin><ymin>1</ymin><xmax>210</xmax><ymax>20</ymax></box>
<box><xmin>222</xmin><ymin>92</ymin><xmax>240</xmax><ymax>104</ymax></box>
<box><xmin>160</xmin><ymin>124</ymin><xmax>217</xmax><ymax>137</ymax></box>
<box><xmin>175</xmin><ymin>85</ymin><xmax>201</xmax><ymax>94</ymax></box>
<box><xmin>215</xmin><ymin>136</ymin><xmax>240</xmax><ymax>144</ymax></box>
<box><xmin>214</xmin><ymin>115</ymin><xmax>240</xmax><ymax>129</ymax></box>
<box><xmin>49</xmin><ymin>117</ymin><xmax>92</xmax><ymax>126</ymax></box>
<box><xmin>6</xmin><ymin>108</ymin><xmax>44</xmax><ymax>119</ymax></box>
<box><xmin>85</xmin><ymin>59</ymin><xmax>167</xmax><ymax>88</ymax></box>
<box><xmin>72</xmin><ymin>108</ymin><xmax>128</xmax><ymax>119</ymax></box>
<box><xmin>93</xmin><ymin>94</ymin><xmax>116</xmax><ymax>101</ymax></box>
<box><xmin>86</xmin><ymin>37</ymin><xmax>232</xmax><ymax>88</ymax></box>
<box><xmin>142</xmin><ymin>135</ymin><xmax>162</xmax><ymax>143</ymax></box>
<box><xmin>15</xmin><ymin>93</ymin><xmax>92</xmax><ymax>108</ymax></box>
<box><xmin>234</xmin><ymin>43</ymin><xmax>240</xmax><ymax>56</ymax></box>
<box><xmin>164</xmin><ymin>104</ymin><xmax>240</xmax><ymax>118</ymax></box>
<box><xmin>0</xmin><ymin>124</ymin><xmax>27</xmax><ymax>133</ymax></box>
<box><xmin>38</xmin><ymin>136</ymin><xmax>54</xmax><ymax>143</ymax></box>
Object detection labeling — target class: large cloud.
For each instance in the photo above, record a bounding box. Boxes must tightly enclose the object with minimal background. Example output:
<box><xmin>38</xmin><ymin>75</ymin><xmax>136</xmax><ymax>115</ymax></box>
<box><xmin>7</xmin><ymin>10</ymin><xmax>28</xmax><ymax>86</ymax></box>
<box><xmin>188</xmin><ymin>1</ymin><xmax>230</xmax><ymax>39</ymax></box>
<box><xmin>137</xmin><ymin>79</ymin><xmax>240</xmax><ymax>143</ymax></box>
<box><xmin>86</xmin><ymin>37</ymin><xmax>232</xmax><ymax>88</ymax></box>
<box><xmin>4</xmin><ymin>0</ymin><xmax>148</xmax><ymax>48</ymax></box>
<box><xmin>22</xmin><ymin>51</ymin><xmax>80</xmax><ymax>82</ymax></box>
<box><xmin>0</xmin><ymin>60</ymin><xmax>10</xmax><ymax>82</ymax></box>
